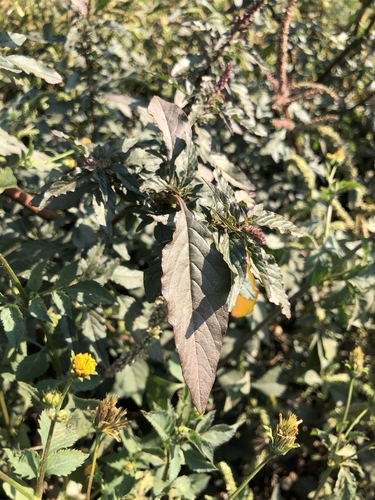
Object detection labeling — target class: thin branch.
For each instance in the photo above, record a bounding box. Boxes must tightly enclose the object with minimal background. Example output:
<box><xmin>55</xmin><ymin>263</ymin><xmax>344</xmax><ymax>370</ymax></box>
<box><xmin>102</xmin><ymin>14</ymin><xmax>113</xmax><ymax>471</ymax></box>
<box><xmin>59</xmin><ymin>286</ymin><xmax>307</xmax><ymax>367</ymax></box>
<box><xmin>2</xmin><ymin>187</ymin><xmax>57</xmax><ymax>221</ymax></box>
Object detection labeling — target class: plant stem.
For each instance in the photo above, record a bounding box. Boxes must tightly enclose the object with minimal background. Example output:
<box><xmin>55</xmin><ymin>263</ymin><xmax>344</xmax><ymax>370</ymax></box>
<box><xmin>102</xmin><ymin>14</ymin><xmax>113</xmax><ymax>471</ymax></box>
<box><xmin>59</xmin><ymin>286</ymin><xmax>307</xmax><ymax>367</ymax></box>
<box><xmin>228</xmin><ymin>452</ymin><xmax>276</xmax><ymax>500</ymax></box>
<box><xmin>35</xmin><ymin>380</ymin><xmax>73</xmax><ymax>499</ymax></box>
<box><xmin>0</xmin><ymin>253</ymin><xmax>29</xmax><ymax>305</ymax></box>
<box><xmin>0</xmin><ymin>252</ymin><xmax>62</xmax><ymax>378</ymax></box>
<box><xmin>312</xmin><ymin>464</ymin><xmax>335</xmax><ymax>500</ymax></box>
<box><xmin>0</xmin><ymin>469</ymin><xmax>37</xmax><ymax>500</ymax></box>
<box><xmin>334</xmin><ymin>376</ymin><xmax>355</xmax><ymax>454</ymax></box>
<box><xmin>324</xmin><ymin>202</ymin><xmax>333</xmax><ymax>238</ymax></box>
<box><xmin>86</xmin><ymin>433</ymin><xmax>101</xmax><ymax>500</ymax></box>
<box><xmin>0</xmin><ymin>387</ymin><xmax>11</xmax><ymax>434</ymax></box>
<box><xmin>344</xmin><ymin>406</ymin><xmax>370</xmax><ymax>440</ymax></box>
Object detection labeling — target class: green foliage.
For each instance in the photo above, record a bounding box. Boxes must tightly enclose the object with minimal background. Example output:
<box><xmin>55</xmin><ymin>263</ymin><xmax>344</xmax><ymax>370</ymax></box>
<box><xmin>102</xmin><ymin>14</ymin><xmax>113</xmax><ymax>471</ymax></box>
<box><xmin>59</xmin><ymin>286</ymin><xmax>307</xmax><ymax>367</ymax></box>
<box><xmin>1</xmin><ymin>0</ymin><xmax>375</xmax><ymax>499</ymax></box>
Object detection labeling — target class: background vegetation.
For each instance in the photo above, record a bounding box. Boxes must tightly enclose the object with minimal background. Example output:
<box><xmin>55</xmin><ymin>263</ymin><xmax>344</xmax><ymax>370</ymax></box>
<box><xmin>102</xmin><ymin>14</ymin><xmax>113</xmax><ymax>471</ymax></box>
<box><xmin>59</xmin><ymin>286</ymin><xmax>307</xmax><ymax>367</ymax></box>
<box><xmin>1</xmin><ymin>0</ymin><xmax>375</xmax><ymax>499</ymax></box>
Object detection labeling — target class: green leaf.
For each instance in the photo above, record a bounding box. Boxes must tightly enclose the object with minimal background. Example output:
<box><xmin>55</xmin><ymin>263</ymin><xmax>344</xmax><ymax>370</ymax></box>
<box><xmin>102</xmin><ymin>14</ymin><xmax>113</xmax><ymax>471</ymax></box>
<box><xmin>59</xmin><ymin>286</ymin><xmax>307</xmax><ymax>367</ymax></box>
<box><xmin>161</xmin><ymin>197</ymin><xmax>231</xmax><ymax>413</ymax></box>
<box><xmin>82</xmin><ymin>308</ymin><xmax>108</xmax><ymax>364</ymax></box>
<box><xmin>52</xmin><ymin>291</ymin><xmax>72</xmax><ymax>317</ymax></box>
<box><xmin>0</xmin><ymin>32</ymin><xmax>27</xmax><ymax>48</ymax></box>
<box><xmin>45</xmin><ymin>449</ymin><xmax>88</xmax><ymax>477</ymax></box>
<box><xmin>252</xmin><ymin>366</ymin><xmax>287</xmax><ymax>397</ymax></box>
<box><xmin>28</xmin><ymin>260</ymin><xmax>48</xmax><ymax>292</ymax></box>
<box><xmin>0</xmin><ymin>305</ymin><xmax>25</xmax><ymax>348</ymax></box>
<box><xmin>305</xmin><ymin>248</ymin><xmax>332</xmax><ymax>286</ymax></box>
<box><xmin>183</xmin><ymin>448</ymin><xmax>218</xmax><ymax>472</ymax></box>
<box><xmin>5</xmin><ymin>448</ymin><xmax>40</xmax><ymax>479</ymax></box>
<box><xmin>39</xmin><ymin>410</ymin><xmax>78</xmax><ymax>455</ymax></box>
<box><xmin>142</xmin><ymin>409</ymin><xmax>175</xmax><ymax>441</ymax></box>
<box><xmin>54</xmin><ymin>261</ymin><xmax>79</xmax><ymax>288</ymax></box>
<box><xmin>113</xmin><ymin>358</ymin><xmax>149</xmax><ymax>406</ymax></box>
<box><xmin>0</xmin><ymin>166</ymin><xmax>18</xmax><ymax>193</ymax></box>
<box><xmin>28</xmin><ymin>296</ymin><xmax>50</xmax><ymax>322</ymax></box>
<box><xmin>251</xmin><ymin>247</ymin><xmax>291</xmax><ymax>318</ymax></box>
<box><xmin>64</xmin><ymin>281</ymin><xmax>115</xmax><ymax>305</ymax></box>
<box><xmin>248</xmin><ymin>204</ymin><xmax>302</xmax><ymax>237</ymax></box>
<box><xmin>148</xmin><ymin>96</ymin><xmax>192</xmax><ymax>164</ymax></box>
<box><xmin>111</xmin><ymin>266</ymin><xmax>143</xmax><ymax>290</ymax></box>
<box><xmin>6</xmin><ymin>55</ymin><xmax>62</xmax><ymax>84</ymax></box>
<box><xmin>333</xmin><ymin>467</ymin><xmax>357</xmax><ymax>500</ymax></box>
<box><xmin>16</xmin><ymin>351</ymin><xmax>49</xmax><ymax>381</ymax></box>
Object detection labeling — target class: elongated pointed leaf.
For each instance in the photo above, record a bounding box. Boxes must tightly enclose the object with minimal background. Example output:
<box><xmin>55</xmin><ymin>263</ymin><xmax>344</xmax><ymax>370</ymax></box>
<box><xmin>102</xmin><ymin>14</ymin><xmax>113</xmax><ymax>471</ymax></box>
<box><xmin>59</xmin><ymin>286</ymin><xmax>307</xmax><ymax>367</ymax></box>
<box><xmin>148</xmin><ymin>96</ymin><xmax>192</xmax><ymax>164</ymax></box>
<box><xmin>161</xmin><ymin>197</ymin><xmax>231</xmax><ymax>413</ymax></box>
<box><xmin>6</xmin><ymin>55</ymin><xmax>62</xmax><ymax>84</ymax></box>
<box><xmin>0</xmin><ymin>305</ymin><xmax>25</xmax><ymax>348</ymax></box>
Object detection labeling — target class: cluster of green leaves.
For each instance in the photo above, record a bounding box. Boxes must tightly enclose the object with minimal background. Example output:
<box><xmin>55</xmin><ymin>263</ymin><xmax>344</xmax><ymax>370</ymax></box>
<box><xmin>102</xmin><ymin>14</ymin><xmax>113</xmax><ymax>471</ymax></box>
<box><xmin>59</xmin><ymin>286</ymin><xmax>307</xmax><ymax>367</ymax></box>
<box><xmin>1</xmin><ymin>0</ymin><xmax>375</xmax><ymax>499</ymax></box>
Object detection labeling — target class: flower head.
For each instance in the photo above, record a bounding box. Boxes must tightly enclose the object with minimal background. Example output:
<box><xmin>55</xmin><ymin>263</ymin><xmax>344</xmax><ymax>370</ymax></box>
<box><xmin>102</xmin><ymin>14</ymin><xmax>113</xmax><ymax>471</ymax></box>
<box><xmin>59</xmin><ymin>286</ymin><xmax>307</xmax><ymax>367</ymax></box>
<box><xmin>266</xmin><ymin>413</ymin><xmax>302</xmax><ymax>455</ymax></box>
<box><xmin>71</xmin><ymin>352</ymin><xmax>97</xmax><ymax>379</ymax></box>
<box><xmin>347</xmin><ymin>346</ymin><xmax>366</xmax><ymax>378</ymax></box>
<box><xmin>94</xmin><ymin>394</ymin><xmax>128</xmax><ymax>442</ymax></box>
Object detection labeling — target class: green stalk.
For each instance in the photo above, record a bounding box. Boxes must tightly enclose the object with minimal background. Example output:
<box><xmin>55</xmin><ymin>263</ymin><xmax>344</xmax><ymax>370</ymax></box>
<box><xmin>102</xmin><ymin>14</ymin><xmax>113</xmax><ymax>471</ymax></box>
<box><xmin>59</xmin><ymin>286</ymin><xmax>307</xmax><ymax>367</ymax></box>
<box><xmin>0</xmin><ymin>253</ymin><xmax>29</xmax><ymax>305</ymax></box>
<box><xmin>35</xmin><ymin>380</ymin><xmax>73</xmax><ymax>499</ymax></box>
<box><xmin>344</xmin><ymin>407</ymin><xmax>370</xmax><ymax>440</ymax></box>
<box><xmin>0</xmin><ymin>387</ymin><xmax>11</xmax><ymax>434</ymax></box>
<box><xmin>228</xmin><ymin>452</ymin><xmax>276</xmax><ymax>500</ymax></box>
<box><xmin>0</xmin><ymin>253</ymin><xmax>62</xmax><ymax>378</ymax></box>
<box><xmin>0</xmin><ymin>469</ymin><xmax>37</xmax><ymax>500</ymax></box>
<box><xmin>334</xmin><ymin>376</ymin><xmax>355</xmax><ymax>454</ymax></box>
<box><xmin>312</xmin><ymin>464</ymin><xmax>335</xmax><ymax>500</ymax></box>
<box><xmin>86</xmin><ymin>433</ymin><xmax>101</xmax><ymax>500</ymax></box>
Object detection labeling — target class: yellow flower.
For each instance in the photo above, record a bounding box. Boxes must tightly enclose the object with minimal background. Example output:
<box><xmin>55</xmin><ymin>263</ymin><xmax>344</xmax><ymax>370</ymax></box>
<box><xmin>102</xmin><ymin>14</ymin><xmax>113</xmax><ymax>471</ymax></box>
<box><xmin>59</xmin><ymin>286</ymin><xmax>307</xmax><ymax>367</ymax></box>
<box><xmin>72</xmin><ymin>353</ymin><xmax>97</xmax><ymax>378</ymax></box>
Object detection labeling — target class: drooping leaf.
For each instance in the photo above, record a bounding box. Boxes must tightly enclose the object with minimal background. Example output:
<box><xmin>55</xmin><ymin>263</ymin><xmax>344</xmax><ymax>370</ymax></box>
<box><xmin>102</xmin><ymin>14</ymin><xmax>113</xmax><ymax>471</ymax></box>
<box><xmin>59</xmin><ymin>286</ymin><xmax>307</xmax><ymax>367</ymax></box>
<box><xmin>81</xmin><ymin>308</ymin><xmax>108</xmax><ymax>365</ymax></box>
<box><xmin>113</xmin><ymin>358</ymin><xmax>149</xmax><ymax>406</ymax></box>
<box><xmin>333</xmin><ymin>467</ymin><xmax>357</xmax><ymax>500</ymax></box>
<box><xmin>161</xmin><ymin>197</ymin><xmax>231</xmax><ymax>413</ymax></box>
<box><xmin>45</xmin><ymin>449</ymin><xmax>88</xmax><ymax>477</ymax></box>
<box><xmin>6</xmin><ymin>55</ymin><xmax>62</xmax><ymax>84</ymax></box>
<box><xmin>0</xmin><ymin>305</ymin><xmax>25</xmax><ymax>348</ymax></box>
<box><xmin>0</xmin><ymin>166</ymin><xmax>18</xmax><ymax>193</ymax></box>
<box><xmin>148</xmin><ymin>96</ymin><xmax>192</xmax><ymax>164</ymax></box>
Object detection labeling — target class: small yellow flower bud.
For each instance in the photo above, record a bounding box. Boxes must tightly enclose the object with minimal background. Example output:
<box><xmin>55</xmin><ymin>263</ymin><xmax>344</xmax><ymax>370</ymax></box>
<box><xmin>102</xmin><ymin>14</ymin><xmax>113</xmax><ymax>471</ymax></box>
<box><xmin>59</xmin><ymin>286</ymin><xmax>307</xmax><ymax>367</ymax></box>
<box><xmin>42</xmin><ymin>390</ymin><xmax>62</xmax><ymax>408</ymax></box>
<box><xmin>54</xmin><ymin>410</ymin><xmax>70</xmax><ymax>424</ymax></box>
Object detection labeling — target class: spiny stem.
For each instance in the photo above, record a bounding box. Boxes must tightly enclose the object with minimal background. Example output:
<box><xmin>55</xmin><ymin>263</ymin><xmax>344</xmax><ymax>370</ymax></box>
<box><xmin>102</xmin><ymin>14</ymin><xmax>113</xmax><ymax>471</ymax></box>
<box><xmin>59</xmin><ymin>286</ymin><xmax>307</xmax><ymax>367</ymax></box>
<box><xmin>35</xmin><ymin>380</ymin><xmax>73</xmax><ymax>499</ymax></box>
<box><xmin>86</xmin><ymin>433</ymin><xmax>101</xmax><ymax>500</ymax></box>
<box><xmin>0</xmin><ymin>252</ymin><xmax>62</xmax><ymax>378</ymax></box>
<box><xmin>0</xmin><ymin>470</ymin><xmax>37</xmax><ymax>500</ymax></box>
<box><xmin>228</xmin><ymin>452</ymin><xmax>276</xmax><ymax>500</ymax></box>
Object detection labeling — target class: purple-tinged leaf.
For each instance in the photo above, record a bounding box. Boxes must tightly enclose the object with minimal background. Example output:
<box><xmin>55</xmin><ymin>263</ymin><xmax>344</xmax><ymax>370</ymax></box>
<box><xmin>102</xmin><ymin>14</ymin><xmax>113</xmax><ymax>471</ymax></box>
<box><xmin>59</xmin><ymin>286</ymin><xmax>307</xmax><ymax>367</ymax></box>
<box><xmin>148</xmin><ymin>96</ymin><xmax>192</xmax><ymax>164</ymax></box>
<box><xmin>161</xmin><ymin>197</ymin><xmax>231</xmax><ymax>413</ymax></box>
